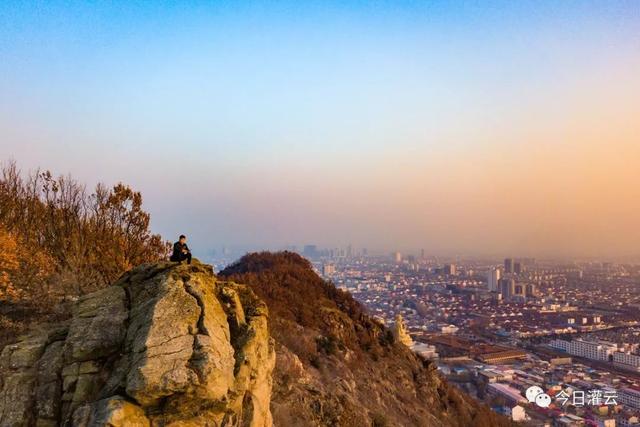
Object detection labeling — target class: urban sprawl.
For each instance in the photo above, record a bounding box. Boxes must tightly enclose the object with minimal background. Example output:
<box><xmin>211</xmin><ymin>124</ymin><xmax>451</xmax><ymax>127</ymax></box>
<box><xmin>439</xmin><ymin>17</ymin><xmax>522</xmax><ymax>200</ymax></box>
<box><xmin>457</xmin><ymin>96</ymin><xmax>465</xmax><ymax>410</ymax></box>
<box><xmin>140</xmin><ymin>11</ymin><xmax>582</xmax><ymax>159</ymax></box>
<box><xmin>212</xmin><ymin>246</ymin><xmax>640</xmax><ymax>427</ymax></box>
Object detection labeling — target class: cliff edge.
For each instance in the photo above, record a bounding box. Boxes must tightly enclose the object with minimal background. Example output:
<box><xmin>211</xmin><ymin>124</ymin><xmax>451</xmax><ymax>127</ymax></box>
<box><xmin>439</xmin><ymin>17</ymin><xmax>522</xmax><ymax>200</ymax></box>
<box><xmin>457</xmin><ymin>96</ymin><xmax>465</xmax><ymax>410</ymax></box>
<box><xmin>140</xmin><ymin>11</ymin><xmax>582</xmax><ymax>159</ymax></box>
<box><xmin>0</xmin><ymin>261</ymin><xmax>275</xmax><ymax>427</ymax></box>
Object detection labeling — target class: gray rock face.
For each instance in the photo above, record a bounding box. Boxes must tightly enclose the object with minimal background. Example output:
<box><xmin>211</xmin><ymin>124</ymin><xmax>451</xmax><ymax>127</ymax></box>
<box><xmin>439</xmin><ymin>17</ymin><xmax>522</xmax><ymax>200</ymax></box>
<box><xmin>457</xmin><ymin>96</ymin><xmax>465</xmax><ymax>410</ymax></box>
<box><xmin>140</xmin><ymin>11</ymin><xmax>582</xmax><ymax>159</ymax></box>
<box><xmin>0</xmin><ymin>261</ymin><xmax>276</xmax><ymax>427</ymax></box>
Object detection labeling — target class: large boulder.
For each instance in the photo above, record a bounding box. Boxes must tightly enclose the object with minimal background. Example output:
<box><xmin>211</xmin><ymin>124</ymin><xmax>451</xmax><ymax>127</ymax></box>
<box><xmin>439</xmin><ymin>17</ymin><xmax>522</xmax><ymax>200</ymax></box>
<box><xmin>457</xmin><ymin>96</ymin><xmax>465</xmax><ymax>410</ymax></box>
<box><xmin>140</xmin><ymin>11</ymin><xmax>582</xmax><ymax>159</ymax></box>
<box><xmin>0</xmin><ymin>261</ymin><xmax>276</xmax><ymax>427</ymax></box>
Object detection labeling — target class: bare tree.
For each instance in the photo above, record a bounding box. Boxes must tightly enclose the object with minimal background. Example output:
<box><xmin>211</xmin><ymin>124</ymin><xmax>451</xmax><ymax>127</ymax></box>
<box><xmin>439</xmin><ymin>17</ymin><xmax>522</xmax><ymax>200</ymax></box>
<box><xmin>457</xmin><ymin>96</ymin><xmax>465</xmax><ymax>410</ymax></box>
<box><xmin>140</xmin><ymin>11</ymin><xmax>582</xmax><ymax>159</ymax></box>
<box><xmin>0</xmin><ymin>161</ymin><xmax>168</xmax><ymax>302</ymax></box>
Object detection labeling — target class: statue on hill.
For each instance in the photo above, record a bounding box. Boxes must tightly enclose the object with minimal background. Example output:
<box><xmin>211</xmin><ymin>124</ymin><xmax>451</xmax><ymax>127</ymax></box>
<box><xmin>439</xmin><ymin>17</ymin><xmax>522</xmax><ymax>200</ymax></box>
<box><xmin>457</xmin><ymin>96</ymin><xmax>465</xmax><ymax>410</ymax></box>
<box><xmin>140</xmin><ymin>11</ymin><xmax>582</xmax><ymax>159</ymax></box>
<box><xmin>393</xmin><ymin>314</ymin><xmax>414</xmax><ymax>347</ymax></box>
<box><xmin>170</xmin><ymin>234</ymin><xmax>192</xmax><ymax>264</ymax></box>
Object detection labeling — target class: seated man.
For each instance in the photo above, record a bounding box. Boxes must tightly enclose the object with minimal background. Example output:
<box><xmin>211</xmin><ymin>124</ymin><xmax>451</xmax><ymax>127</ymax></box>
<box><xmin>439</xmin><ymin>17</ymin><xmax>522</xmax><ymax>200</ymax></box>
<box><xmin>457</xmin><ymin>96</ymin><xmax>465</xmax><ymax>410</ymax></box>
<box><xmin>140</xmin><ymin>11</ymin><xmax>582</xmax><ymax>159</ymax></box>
<box><xmin>170</xmin><ymin>234</ymin><xmax>192</xmax><ymax>264</ymax></box>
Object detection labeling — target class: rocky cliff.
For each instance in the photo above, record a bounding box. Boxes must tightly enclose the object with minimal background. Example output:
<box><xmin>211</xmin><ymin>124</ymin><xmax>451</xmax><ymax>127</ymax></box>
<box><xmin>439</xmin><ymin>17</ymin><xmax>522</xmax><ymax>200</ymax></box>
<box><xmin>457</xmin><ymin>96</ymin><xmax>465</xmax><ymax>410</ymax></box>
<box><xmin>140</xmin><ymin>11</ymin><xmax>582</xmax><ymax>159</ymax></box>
<box><xmin>0</xmin><ymin>262</ymin><xmax>275</xmax><ymax>427</ymax></box>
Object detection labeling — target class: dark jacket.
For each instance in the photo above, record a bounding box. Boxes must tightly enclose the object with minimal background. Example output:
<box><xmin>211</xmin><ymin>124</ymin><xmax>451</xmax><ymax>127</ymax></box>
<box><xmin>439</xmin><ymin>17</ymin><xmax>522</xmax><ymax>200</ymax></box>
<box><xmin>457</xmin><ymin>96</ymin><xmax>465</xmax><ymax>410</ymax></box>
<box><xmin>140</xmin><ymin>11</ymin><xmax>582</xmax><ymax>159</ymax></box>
<box><xmin>170</xmin><ymin>241</ymin><xmax>190</xmax><ymax>261</ymax></box>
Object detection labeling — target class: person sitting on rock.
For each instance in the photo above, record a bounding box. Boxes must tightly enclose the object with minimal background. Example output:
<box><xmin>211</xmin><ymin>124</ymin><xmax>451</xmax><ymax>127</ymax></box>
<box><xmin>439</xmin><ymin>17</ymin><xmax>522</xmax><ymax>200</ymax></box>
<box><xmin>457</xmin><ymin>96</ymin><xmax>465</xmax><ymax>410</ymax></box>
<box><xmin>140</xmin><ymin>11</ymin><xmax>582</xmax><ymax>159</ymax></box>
<box><xmin>170</xmin><ymin>234</ymin><xmax>192</xmax><ymax>264</ymax></box>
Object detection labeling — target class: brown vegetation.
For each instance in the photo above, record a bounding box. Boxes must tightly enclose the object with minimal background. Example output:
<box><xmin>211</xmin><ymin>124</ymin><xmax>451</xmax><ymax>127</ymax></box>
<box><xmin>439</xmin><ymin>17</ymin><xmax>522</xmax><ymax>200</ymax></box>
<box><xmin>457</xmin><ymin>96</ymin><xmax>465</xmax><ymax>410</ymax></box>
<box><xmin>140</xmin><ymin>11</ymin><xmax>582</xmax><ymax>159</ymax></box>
<box><xmin>220</xmin><ymin>251</ymin><xmax>513</xmax><ymax>426</ymax></box>
<box><xmin>0</xmin><ymin>161</ymin><xmax>167</xmax><ymax>345</ymax></box>
<box><xmin>220</xmin><ymin>251</ymin><xmax>393</xmax><ymax>359</ymax></box>
<box><xmin>0</xmin><ymin>166</ymin><xmax>514</xmax><ymax>425</ymax></box>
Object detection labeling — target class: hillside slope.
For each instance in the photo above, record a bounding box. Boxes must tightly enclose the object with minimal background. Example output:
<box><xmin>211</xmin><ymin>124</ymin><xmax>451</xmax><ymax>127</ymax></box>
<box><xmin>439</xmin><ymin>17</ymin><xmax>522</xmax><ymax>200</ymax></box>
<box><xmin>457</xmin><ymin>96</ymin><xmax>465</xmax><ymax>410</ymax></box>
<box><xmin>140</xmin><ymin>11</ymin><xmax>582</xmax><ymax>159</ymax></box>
<box><xmin>220</xmin><ymin>252</ymin><xmax>511</xmax><ymax>427</ymax></box>
<box><xmin>0</xmin><ymin>254</ymin><xmax>512</xmax><ymax>427</ymax></box>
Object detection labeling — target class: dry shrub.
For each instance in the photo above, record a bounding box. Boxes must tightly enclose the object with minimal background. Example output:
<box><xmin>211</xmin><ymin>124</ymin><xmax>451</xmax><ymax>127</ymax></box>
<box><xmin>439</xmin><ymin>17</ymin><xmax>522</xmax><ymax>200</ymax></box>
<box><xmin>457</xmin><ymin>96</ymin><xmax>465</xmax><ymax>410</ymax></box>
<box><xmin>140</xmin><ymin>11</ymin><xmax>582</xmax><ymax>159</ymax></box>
<box><xmin>0</xmin><ymin>161</ymin><xmax>168</xmax><ymax>345</ymax></box>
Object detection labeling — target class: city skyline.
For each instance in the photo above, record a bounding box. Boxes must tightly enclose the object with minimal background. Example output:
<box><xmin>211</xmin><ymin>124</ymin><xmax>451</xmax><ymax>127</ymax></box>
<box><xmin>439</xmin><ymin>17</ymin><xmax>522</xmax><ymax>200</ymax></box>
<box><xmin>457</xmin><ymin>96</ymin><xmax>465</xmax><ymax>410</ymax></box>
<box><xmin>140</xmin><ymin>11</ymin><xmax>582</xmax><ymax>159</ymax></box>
<box><xmin>1</xmin><ymin>1</ymin><xmax>639</xmax><ymax>258</ymax></box>
<box><xmin>204</xmin><ymin>243</ymin><xmax>640</xmax><ymax>266</ymax></box>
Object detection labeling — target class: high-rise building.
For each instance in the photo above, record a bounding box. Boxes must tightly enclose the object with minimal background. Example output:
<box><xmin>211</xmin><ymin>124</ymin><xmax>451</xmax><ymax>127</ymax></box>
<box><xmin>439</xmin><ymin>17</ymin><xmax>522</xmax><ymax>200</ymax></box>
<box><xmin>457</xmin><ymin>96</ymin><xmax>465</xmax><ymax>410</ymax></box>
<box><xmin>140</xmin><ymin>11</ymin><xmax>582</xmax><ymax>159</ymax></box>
<box><xmin>487</xmin><ymin>268</ymin><xmax>501</xmax><ymax>292</ymax></box>
<box><xmin>394</xmin><ymin>251</ymin><xmax>402</xmax><ymax>263</ymax></box>
<box><xmin>500</xmin><ymin>278</ymin><xmax>515</xmax><ymax>298</ymax></box>
<box><xmin>444</xmin><ymin>263</ymin><xmax>457</xmax><ymax>276</ymax></box>
<box><xmin>514</xmin><ymin>261</ymin><xmax>523</xmax><ymax>275</ymax></box>
<box><xmin>504</xmin><ymin>258</ymin><xmax>514</xmax><ymax>274</ymax></box>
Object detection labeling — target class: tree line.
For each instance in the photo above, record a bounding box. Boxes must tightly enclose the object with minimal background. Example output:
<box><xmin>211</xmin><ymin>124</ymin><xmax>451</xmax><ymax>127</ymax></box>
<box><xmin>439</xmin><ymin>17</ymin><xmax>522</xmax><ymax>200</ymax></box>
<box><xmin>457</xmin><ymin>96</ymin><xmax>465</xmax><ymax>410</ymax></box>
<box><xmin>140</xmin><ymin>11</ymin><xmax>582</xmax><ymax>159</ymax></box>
<box><xmin>0</xmin><ymin>161</ymin><xmax>167</xmax><ymax>340</ymax></box>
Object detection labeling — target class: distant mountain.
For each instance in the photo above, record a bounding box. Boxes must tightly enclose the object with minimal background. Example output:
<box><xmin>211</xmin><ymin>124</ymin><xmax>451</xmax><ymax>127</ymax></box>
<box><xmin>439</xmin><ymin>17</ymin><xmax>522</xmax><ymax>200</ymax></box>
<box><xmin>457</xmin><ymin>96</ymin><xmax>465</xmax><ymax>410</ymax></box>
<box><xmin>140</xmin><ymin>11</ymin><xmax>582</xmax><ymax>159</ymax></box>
<box><xmin>220</xmin><ymin>251</ymin><xmax>511</xmax><ymax>427</ymax></box>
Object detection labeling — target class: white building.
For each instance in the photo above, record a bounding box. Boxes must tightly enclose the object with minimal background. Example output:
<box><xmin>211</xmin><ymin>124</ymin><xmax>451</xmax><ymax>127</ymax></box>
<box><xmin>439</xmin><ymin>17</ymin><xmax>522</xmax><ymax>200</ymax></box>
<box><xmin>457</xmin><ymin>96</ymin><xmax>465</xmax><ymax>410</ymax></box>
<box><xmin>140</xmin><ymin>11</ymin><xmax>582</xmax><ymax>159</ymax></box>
<box><xmin>619</xmin><ymin>387</ymin><xmax>640</xmax><ymax>409</ymax></box>
<box><xmin>614</xmin><ymin>352</ymin><xmax>640</xmax><ymax>372</ymax></box>
<box><xmin>411</xmin><ymin>342</ymin><xmax>439</xmax><ymax>360</ymax></box>
<box><xmin>549</xmin><ymin>338</ymin><xmax>618</xmax><ymax>361</ymax></box>
<box><xmin>487</xmin><ymin>383</ymin><xmax>527</xmax><ymax>406</ymax></box>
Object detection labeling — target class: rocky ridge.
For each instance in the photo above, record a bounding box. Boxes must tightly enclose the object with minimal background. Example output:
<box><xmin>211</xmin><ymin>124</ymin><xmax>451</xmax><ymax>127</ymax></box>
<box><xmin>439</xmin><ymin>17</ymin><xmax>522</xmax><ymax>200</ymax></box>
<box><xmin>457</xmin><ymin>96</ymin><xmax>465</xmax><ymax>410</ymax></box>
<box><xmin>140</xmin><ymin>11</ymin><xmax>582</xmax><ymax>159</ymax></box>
<box><xmin>219</xmin><ymin>252</ymin><xmax>512</xmax><ymax>427</ymax></box>
<box><xmin>0</xmin><ymin>261</ymin><xmax>275</xmax><ymax>427</ymax></box>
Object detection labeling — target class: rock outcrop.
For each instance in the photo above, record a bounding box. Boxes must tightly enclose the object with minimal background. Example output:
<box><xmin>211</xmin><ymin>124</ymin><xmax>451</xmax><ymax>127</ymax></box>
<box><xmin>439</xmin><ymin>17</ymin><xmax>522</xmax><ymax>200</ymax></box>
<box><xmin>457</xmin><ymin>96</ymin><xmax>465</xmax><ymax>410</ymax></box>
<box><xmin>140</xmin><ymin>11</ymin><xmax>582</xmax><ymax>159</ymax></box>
<box><xmin>0</xmin><ymin>261</ymin><xmax>275</xmax><ymax>427</ymax></box>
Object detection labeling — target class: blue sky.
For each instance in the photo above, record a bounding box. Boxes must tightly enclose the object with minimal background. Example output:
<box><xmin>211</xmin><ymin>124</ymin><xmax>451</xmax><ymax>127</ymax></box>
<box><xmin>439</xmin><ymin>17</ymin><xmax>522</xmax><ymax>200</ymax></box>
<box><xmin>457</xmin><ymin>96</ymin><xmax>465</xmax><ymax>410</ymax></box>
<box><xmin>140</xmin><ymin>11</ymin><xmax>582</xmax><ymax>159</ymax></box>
<box><xmin>1</xmin><ymin>1</ymin><xmax>639</xmax><ymax>257</ymax></box>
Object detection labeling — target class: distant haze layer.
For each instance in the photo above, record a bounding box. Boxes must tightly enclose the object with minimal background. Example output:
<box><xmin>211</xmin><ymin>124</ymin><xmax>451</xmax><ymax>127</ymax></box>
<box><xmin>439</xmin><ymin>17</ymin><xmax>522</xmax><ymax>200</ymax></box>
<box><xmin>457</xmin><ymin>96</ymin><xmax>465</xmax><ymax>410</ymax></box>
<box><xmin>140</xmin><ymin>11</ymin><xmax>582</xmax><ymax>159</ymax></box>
<box><xmin>1</xmin><ymin>1</ymin><xmax>639</xmax><ymax>257</ymax></box>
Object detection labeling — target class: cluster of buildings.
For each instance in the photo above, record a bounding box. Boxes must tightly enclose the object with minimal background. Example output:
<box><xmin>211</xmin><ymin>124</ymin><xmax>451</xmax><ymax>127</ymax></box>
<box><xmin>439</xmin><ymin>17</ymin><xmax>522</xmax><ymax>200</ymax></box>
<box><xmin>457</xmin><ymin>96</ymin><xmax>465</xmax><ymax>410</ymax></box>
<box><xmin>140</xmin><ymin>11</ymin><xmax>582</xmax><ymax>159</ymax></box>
<box><xmin>439</xmin><ymin>353</ymin><xmax>640</xmax><ymax>426</ymax></box>
<box><xmin>486</xmin><ymin>258</ymin><xmax>539</xmax><ymax>302</ymax></box>
<box><xmin>293</xmin><ymin>246</ymin><xmax>640</xmax><ymax>425</ymax></box>
<box><xmin>550</xmin><ymin>338</ymin><xmax>640</xmax><ymax>373</ymax></box>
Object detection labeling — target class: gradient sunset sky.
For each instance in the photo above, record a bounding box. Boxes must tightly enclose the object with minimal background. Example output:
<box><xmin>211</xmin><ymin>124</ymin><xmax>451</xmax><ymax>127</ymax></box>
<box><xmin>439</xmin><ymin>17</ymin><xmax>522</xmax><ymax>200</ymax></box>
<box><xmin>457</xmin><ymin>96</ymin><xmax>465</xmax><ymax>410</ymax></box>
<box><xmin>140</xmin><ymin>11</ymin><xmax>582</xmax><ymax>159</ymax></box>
<box><xmin>1</xmin><ymin>1</ymin><xmax>639</xmax><ymax>258</ymax></box>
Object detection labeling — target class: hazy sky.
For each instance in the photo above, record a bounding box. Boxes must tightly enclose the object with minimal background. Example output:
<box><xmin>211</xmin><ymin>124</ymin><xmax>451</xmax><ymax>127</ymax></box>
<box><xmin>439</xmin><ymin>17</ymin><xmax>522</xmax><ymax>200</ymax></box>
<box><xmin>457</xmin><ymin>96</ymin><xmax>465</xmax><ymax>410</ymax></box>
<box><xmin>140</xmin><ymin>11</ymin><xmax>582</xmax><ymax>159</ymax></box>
<box><xmin>1</xmin><ymin>1</ymin><xmax>639</xmax><ymax>258</ymax></box>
